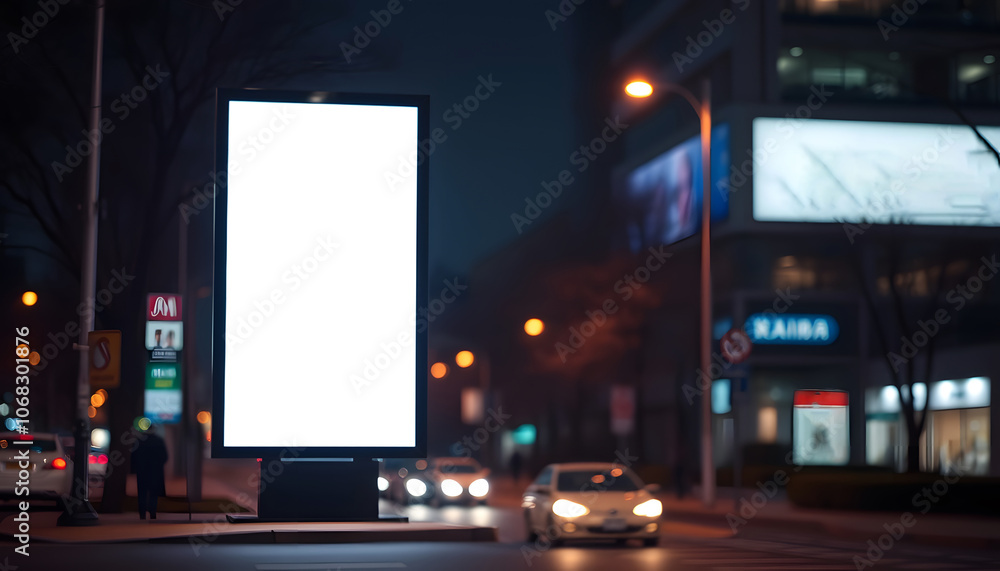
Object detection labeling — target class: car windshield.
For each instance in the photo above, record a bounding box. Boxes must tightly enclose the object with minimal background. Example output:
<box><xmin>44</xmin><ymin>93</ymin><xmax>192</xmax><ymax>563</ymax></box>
<box><xmin>556</xmin><ymin>469</ymin><xmax>639</xmax><ymax>492</ymax></box>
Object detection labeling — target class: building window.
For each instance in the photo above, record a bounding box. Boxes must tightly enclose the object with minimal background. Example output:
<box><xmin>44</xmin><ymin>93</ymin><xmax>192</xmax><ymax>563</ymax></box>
<box><xmin>778</xmin><ymin>48</ymin><xmax>909</xmax><ymax>101</ymax></box>
<box><xmin>957</xmin><ymin>52</ymin><xmax>999</xmax><ymax>104</ymax></box>
<box><xmin>758</xmin><ymin>406</ymin><xmax>778</xmax><ymax>442</ymax></box>
<box><xmin>773</xmin><ymin>255</ymin><xmax>817</xmax><ymax>291</ymax></box>
<box><xmin>781</xmin><ymin>0</ymin><xmax>895</xmax><ymax>17</ymax></box>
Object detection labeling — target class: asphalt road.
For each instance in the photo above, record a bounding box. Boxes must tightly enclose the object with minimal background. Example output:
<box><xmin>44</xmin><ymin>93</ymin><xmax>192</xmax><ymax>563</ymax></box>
<box><xmin>5</xmin><ymin>496</ymin><xmax>999</xmax><ymax>571</ymax></box>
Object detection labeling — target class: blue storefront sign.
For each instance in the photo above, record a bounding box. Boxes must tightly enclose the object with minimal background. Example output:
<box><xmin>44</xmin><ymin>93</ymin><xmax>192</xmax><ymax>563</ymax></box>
<box><xmin>744</xmin><ymin>313</ymin><xmax>839</xmax><ymax>345</ymax></box>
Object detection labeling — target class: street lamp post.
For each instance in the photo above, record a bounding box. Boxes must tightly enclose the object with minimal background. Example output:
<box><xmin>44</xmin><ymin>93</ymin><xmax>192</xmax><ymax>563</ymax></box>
<box><xmin>626</xmin><ymin>78</ymin><xmax>715</xmax><ymax>506</ymax></box>
<box><xmin>59</xmin><ymin>0</ymin><xmax>105</xmax><ymax>526</ymax></box>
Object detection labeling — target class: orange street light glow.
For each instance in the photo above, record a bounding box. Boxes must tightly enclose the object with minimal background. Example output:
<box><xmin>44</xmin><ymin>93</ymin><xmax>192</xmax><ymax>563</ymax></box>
<box><xmin>197</xmin><ymin>411</ymin><xmax>212</xmax><ymax>424</ymax></box>
<box><xmin>21</xmin><ymin>291</ymin><xmax>38</xmax><ymax>306</ymax></box>
<box><xmin>625</xmin><ymin>81</ymin><xmax>653</xmax><ymax>98</ymax></box>
<box><xmin>430</xmin><ymin>362</ymin><xmax>448</xmax><ymax>379</ymax></box>
<box><xmin>455</xmin><ymin>350</ymin><xmax>475</xmax><ymax>368</ymax></box>
<box><xmin>28</xmin><ymin>352</ymin><xmax>40</xmax><ymax>366</ymax></box>
<box><xmin>524</xmin><ymin>318</ymin><xmax>545</xmax><ymax>336</ymax></box>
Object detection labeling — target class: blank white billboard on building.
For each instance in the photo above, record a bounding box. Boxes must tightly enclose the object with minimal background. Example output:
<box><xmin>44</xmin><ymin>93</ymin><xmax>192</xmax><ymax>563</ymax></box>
<box><xmin>753</xmin><ymin>118</ymin><xmax>1000</xmax><ymax>226</ymax></box>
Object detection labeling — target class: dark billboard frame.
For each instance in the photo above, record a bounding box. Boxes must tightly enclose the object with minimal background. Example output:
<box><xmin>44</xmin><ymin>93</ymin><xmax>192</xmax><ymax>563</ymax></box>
<box><xmin>211</xmin><ymin>88</ymin><xmax>428</xmax><ymax>460</ymax></box>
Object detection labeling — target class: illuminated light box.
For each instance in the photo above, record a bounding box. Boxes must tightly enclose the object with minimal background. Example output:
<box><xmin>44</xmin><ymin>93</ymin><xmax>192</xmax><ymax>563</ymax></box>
<box><xmin>753</xmin><ymin>118</ymin><xmax>1000</xmax><ymax>226</ymax></box>
<box><xmin>793</xmin><ymin>389</ymin><xmax>849</xmax><ymax>466</ymax></box>
<box><xmin>744</xmin><ymin>313</ymin><xmax>839</xmax><ymax>345</ymax></box>
<box><xmin>621</xmin><ymin>124</ymin><xmax>730</xmax><ymax>251</ymax></box>
<box><xmin>212</xmin><ymin>89</ymin><xmax>428</xmax><ymax>460</ymax></box>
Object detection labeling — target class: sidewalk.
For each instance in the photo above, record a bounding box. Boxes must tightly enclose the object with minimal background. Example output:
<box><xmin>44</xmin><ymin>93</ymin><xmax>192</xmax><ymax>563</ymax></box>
<box><xmin>1</xmin><ymin>459</ymin><xmax>496</xmax><ymax>545</ymax></box>
<box><xmin>661</xmin><ymin>487</ymin><xmax>1000</xmax><ymax>549</ymax></box>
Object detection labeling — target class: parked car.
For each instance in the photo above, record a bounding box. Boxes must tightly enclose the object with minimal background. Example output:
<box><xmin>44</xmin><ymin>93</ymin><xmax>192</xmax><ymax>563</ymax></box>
<box><xmin>522</xmin><ymin>462</ymin><xmax>662</xmax><ymax>546</ymax></box>
<box><xmin>0</xmin><ymin>433</ymin><xmax>73</xmax><ymax>501</ymax></box>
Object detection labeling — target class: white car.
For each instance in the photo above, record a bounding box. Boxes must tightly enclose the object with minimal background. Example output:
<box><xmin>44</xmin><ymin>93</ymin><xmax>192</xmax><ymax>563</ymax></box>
<box><xmin>0</xmin><ymin>433</ymin><xmax>73</xmax><ymax>500</ymax></box>
<box><xmin>405</xmin><ymin>457</ymin><xmax>491</xmax><ymax>506</ymax></box>
<box><xmin>522</xmin><ymin>462</ymin><xmax>662</xmax><ymax>546</ymax></box>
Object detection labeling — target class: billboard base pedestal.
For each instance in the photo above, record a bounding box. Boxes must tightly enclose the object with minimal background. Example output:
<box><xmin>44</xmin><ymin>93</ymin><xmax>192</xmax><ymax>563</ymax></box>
<box><xmin>232</xmin><ymin>458</ymin><xmax>391</xmax><ymax>522</ymax></box>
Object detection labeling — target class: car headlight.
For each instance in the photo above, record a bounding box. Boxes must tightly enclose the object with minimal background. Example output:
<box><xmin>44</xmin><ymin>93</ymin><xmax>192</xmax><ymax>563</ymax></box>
<box><xmin>552</xmin><ymin>499</ymin><xmax>589</xmax><ymax>518</ymax></box>
<box><xmin>632</xmin><ymin>499</ymin><xmax>662</xmax><ymax>518</ymax></box>
<box><xmin>441</xmin><ymin>479</ymin><xmax>463</xmax><ymax>497</ymax></box>
<box><xmin>469</xmin><ymin>478</ymin><xmax>489</xmax><ymax>498</ymax></box>
<box><xmin>405</xmin><ymin>478</ymin><xmax>428</xmax><ymax>497</ymax></box>
<box><xmin>377</xmin><ymin>476</ymin><xmax>389</xmax><ymax>492</ymax></box>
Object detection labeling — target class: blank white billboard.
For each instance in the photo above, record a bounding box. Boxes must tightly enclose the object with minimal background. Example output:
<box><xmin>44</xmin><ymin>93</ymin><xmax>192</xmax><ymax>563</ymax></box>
<box><xmin>217</xmin><ymin>95</ymin><xmax>423</xmax><ymax>452</ymax></box>
<box><xmin>753</xmin><ymin>118</ymin><xmax>1000</xmax><ymax>226</ymax></box>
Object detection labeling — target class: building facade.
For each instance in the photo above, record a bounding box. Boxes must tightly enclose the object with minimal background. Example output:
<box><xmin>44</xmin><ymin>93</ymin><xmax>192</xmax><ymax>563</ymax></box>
<box><xmin>609</xmin><ymin>0</ymin><xmax>1000</xmax><ymax>479</ymax></box>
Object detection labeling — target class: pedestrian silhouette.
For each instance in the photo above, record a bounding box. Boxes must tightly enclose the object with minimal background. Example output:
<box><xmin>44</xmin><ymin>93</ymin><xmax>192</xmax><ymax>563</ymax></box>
<box><xmin>131</xmin><ymin>425</ymin><xmax>168</xmax><ymax>519</ymax></box>
<box><xmin>510</xmin><ymin>451</ymin><xmax>523</xmax><ymax>483</ymax></box>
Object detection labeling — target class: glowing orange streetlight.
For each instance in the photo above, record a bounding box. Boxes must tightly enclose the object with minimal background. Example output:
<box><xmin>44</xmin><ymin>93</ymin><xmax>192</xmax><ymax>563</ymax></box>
<box><xmin>430</xmin><ymin>362</ymin><xmax>449</xmax><ymax>379</ymax></box>
<box><xmin>21</xmin><ymin>291</ymin><xmax>38</xmax><ymax>306</ymax></box>
<box><xmin>197</xmin><ymin>411</ymin><xmax>212</xmax><ymax>424</ymax></box>
<box><xmin>625</xmin><ymin>80</ymin><xmax>653</xmax><ymax>98</ymax></box>
<box><xmin>455</xmin><ymin>350</ymin><xmax>475</xmax><ymax>368</ymax></box>
<box><xmin>524</xmin><ymin>318</ymin><xmax>545</xmax><ymax>336</ymax></box>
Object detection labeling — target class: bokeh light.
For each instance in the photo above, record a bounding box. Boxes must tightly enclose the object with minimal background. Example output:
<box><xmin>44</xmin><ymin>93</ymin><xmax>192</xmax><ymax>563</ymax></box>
<box><xmin>430</xmin><ymin>362</ymin><xmax>448</xmax><ymax>379</ymax></box>
<box><xmin>197</xmin><ymin>411</ymin><xmax>212</xmax><ymax>424</ymax></box>
<box><xmin>91</xmin><ymin>428</ymin><xmax>110</xmax><ymax>449</ymax></box>
<box><xmin>28</xmin><ymin>352</ymin><xmax>40</xmax><ymax>365</ymax></box>
<box><xmin>455</xmin><ymin>350</ymin><xmax>475</xmax><ymax>368</ymax></box>
<box><xmin>21</xmin><ymin>291</ymin><xmax>37</xmax><ymax>306</ymax></box>
<box><xmin>91</xmin><ymin>392</ymin><xmax>106</xmax><ymax>407</ymax></box>
<box><xmin>88</xmin><ymin>406</ymin><xmax>97</xmax><ymax>418</ymax></box>
<box><xmin>524</xmin><ymin>318</ymin><xmax>545</xmax><ymax>336</ymax></box>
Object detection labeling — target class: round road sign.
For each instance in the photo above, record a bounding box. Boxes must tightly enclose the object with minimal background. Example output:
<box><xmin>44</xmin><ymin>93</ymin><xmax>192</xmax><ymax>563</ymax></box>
<box><xmin>721</xmin><ymin>328</ymin><xmax>752</xmax><ymax>364</ymax></box>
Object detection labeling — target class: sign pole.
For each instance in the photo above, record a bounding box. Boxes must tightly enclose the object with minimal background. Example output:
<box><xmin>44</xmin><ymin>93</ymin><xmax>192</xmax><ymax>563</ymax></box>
<box><xmin>59</xmin><ymin>0</ymin><xmax>104</xmax><ymax>527</ymax></box>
